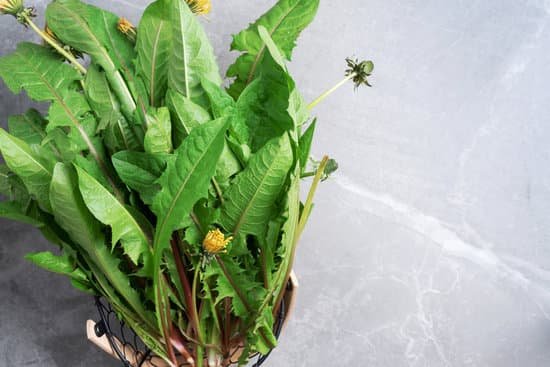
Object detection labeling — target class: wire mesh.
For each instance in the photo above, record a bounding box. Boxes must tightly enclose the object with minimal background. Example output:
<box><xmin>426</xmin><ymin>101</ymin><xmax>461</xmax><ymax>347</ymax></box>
<box><xmin>93</xmin><ymin>282</ymin><xmax>290</xmax><ymax>367</ymax></box>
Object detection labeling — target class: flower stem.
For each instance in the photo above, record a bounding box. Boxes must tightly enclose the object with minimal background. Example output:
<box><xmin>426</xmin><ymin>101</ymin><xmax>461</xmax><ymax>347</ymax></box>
<box><xmin>296</xmin><ymin>155</ymin><xmax>329</xmax><ymax>238</ymax></box>
<box><xmin>22</xmin><ymin>14</ymin><xmax>87</xmax><ymax>74</ymax></box>
<box><xmin>307</xmin><ymin>74</ymin><xmax>354</xmax><ymax>110</ymax></box>
<box><xmin>272</xmin><ymin>156</ymin><xmax>328</xmax><ymax>313</ymax></box>
<box><xmin>211</xmin><ymin>177</ymin><xmax>224</xmax><ymax>205</ymax></box>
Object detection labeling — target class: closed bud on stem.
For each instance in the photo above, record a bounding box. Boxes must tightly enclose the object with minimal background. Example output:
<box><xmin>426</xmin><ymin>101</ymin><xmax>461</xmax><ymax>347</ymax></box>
<box><xmin>345</xmin><ymin>57</ymin><xmax>374</xmax><ymax>88</ymax></box>
<box><xmin>307</xmin><ymin>57</ymin><xmax>374</xmax><ymax>109</ymax></box>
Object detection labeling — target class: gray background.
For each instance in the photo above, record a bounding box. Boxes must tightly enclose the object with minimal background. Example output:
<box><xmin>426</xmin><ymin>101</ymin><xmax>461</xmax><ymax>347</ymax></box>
<box><xmin>1</xmin><ymin>0</ymin><xmax>550</xmax><ymax>366</ymax></box>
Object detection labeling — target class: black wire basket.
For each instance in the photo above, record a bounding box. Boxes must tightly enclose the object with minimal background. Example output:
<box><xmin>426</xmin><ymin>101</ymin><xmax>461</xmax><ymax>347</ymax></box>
<box><xmin>89</xmin><ymin>277</ymin><xmax>296</xmax><ymax>367</ymax></box>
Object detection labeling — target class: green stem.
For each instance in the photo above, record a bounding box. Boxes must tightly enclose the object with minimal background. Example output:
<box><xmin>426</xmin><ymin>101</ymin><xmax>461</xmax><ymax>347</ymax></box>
<box><xmin>296</xmin><ymin>156</ymin><xmax>329</xmax><ymax>238</ymax></box>
<box><xmin>272</xmin><ymin>156</ymin><xmax>328</xmax><ymax>312</ymax></box>
<box><xmin>23</xmin><ymin>14</ymin><xmax>87</xmax><ymax>74</ymax></box>
<box><xmin>106</xmin><ymin>70</ymin><xmax>137</xmax><ymax>120</ymax></box>
<box><xmin>307</xmin><ymin>75</ymin><xmax>354</xmax><ymax>110</ymax></box>
<box><xmin>191</xmin><ymin>264</ymin><xmax>204</xmax><ymax>342</ymax></box>
<box><xmin>212</xmin><ymin>178</ymin><xmax>225</xmax><ymax>205</ymax></box>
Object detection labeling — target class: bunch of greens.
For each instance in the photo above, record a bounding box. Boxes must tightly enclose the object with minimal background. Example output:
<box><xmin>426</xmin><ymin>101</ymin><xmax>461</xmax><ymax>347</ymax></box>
<box><xmin>0</xmin><ymin>0</ymin><xmax>372</xmax><ymax>365</ymax></box>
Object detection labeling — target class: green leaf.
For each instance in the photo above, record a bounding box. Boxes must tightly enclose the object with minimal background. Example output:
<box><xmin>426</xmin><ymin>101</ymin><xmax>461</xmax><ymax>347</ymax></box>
<box><xmin>0</xmin><ymin>201</ymin><xmax>42</xmax><ymax>226</ymax></box>
<box><xmin>249</xmin><ymin>308</ymin><xmax>277</xmax><ymax>355</ymax></box>
<box><xmin>271</xmin><ymin>166</ymin><xmax>300</xmax><ymax>304</ymax></box>
<box><xmin>42</xmin><ymin>129</ymin><xmax>80</xmax><ymax>163</ymax></box>
<box><xmin>298</xmin><ymin>119</ymin><xmax>316</xmax><ymax>171</ymax></box>
<box><xmin>104</xmin><ymin>116</ymin><xmax>143</xmax><ymax>153</ymax></box>
<box><xmin>152</xmin><ymin>118</ymin><xmax>228</xmax><ymax>247</ymax></box>
<box><xmin>198</xmin><ymin>80</ymin><xmax>243</xmax><ymax>187</ymax></box>
<box><xmin>151</xmin><ymin>118</ymin><xmax>228</xmax><ymax>332</ymax></box>
<box><xmin>256</xmin><ymin>26</ymin><xmax>289</xmax><ymax>69</ymax></box>
<box><xmin>136</xmin><ymin>0</ymin><xmax>172</xmax><ymax>107</ymax></box>
<box><xmin>214</xmin><ymin>142</ymin><xmax>241</xmax><ymax>189</ymax></box>
<box><xmin>25</xmin><ymin>251</ymin><xmax>85</xmax><ymax>280</ymax></box>
<box><xmin>183</xmin><ymin>198</ymin><xmax>219</xmax><ymax>246</ymax></box>
<box><xmin>49</xmin><ymin>163</ymin><xmax>151</xmax><ymax>323</ymax></box>
<box><xmin>8</xmin><ymin>109</ymin><xmax>47</xmax><ymax>146</ymax></box>
<box><xmin>70</xmin><ymin>277</ymin><xmax>96</xmax><ymax>294</ymax></box>
<box><xmin>8</xmin><ymin>109</ymin><xmax>67</xmax><ymax>161</ymax></box>
<box><xmin>85</xmin><ymin>2</ymin><xmax>136</xmax><ymax>78</ymax></box>
<box><xmin>27</xmin><ymin>250</ymin><xmax>94</xmax><ymax>293</ymax></box>
<box><xmin>85</xmin><ymin>65</ymin><xmax>122</xmax><ymax>120</ymax></box>
<box><xmin>112</xmin><ymin>151</ymin><xmax>168</xmax><ymax>204</ymax></box>
<box><xmin>42</xmin><ymin>84</ymin><xmax>118</xmax><ymax>192</ymax></box>
<box><xmin>0</xmin><ymin>129</ymin><xmax>54</xmax><ymax>212</ymax></box>
<box><xmin>238</xmin><ymin>166</ymin><xmax>300</xmax><ymax>360</ymax></box>
<box><xmin>165</xmin><ymin>89</ymin><xmax>210</xmax><ymax>147</ymax></box>
<box><xmin>167</xmin><ymin>0</ymin><xmax>221</xmax><ymax>103</ymax></box>
<box><xmin>47</xmin><ymin>90</ymin><xmax>96</xmax><ymax>143</ymax></box>
<box><xmin>226</xmin><ymin>0</ymin><xmax>319</xmax><ymax>98</ymax></box>
<box><xmin>205</xmin><ymin>256</ymin><xmax>264</xmax><ymax>318</ymax></box>
<box><xmin>144</xmin><ymin>107</ymin><xmax>173</xmax><ymax>154</ymax></box>
<box><xmin>220</xmin><ymin>134</ymin><xmax>293</xmax><ymax>241</ymax></box>
<box><xmin>0</xmin><ymin>43</ymin><xmax>103</xmax><ymax>161</ymax></box>
<box><xmin>30</xmin><ymin>207</ymin><xmax>77</xmax><ymax>250</ymax></box>
<box><xmin>0</xmin><ymin>165</ymin><xmax>30</xmax><ymax>205</ymax></box>
<box><xmin>0</xmin><ymin>43</ymin><xmax>81</xmax><ymax>102</ymax></box>
<box><xmin>46</xmin><ymin>0</ymin><xmax>117</xmax><ymax>73</ymax></box>
<box><xmin>46</xmin><ymin>0</ymin><xmax>137</xmax><ymax>118</ymax></box>
<box><xmin>201</xmin><ymin>79</ymin><xmax>235</xmax><ymax>119</ymax></box>
<box><xmin>49</xmin><ymin>162</ymin><xmax>106</xmax><ymax>257</ymax></box>
<box><xmin>76</xmin><ymin>166</ymin><xmax>153</xmax><ymax>267</ymax></box>
<box><xmin>232</xmin><ymin>35</ymin><xmax>299</xmax><ymax>152</ymax></box>
<box><xmin>85</xmin><ymin>66</ymin><xmax>141</xmax><ymax>152</ymax></box>
<box><xmin>74</xmin><ymin>154</ymin><xmax>112</xmax><ymax>194</ymax></box>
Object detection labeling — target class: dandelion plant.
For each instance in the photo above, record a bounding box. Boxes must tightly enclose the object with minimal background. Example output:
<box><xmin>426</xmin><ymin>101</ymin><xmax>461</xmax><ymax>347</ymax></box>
<box><xmin>0</xmin><ymin>0</ymin><xmax>373</xmax><ymax>365</ymax></box>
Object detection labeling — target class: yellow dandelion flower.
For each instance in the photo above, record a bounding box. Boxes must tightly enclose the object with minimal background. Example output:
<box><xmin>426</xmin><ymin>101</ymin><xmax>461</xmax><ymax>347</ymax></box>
<box><xmin>186</xmin><ymin>0</ymin><xmax>211</xmax><ymax>15</ymax></box>
<box><xmin>203</xmin><ymin>229</ymin><xmax>232</xmax><ymax>254</ymax></box>
<box><xmin>0</xmin><ymin>0</ymin><xmax>23</xmax><ymax>16</ymax></box>
<box><xmin>117</xmin><ymin>17</ymin><xmax>136</xmax><ymax>42</ymax></box>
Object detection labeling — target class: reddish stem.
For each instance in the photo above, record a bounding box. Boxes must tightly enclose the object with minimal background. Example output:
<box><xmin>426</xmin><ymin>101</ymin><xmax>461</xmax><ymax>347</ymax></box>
<box><xmin>170</xmin><ymin>324</ymin><xmax>195</xmax><ymax>366</ymax></box>
<box><xmin>171</xmin><ymin>233</ymin><xmax>201</xmax><ymax>338</ymax></box>
<box><xmin>223</xmin><ymin>298</ymin><xmax>231</xmax><ymax>355</ymax></box>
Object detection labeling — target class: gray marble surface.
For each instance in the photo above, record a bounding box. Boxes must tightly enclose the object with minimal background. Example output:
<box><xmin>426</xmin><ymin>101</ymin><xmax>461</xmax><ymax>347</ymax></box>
<box><xmin>2</xmin><ymin>0</ymin><xmax>550</xmax><ymax>366</ymax></box>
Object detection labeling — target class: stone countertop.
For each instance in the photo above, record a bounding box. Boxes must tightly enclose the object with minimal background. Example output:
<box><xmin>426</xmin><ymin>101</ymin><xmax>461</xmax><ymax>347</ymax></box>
<box><xmin>1</xmin><ymin>0</ymin><xmax>550</xmax><ymax>366</ymax></box>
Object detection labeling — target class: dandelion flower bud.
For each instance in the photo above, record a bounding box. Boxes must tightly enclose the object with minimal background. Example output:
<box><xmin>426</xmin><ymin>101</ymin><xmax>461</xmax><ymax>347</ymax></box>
<box><xmin>117</xmin><ymin>17</ymin><xmax>136</xmax><ymax>42</ymax></box>
<box><xmin>186</xmin><ymin>0</ymin><xmax>211</xmax><ymax>15</ymax></box>
<box><xmin>0</xmin><ymin>0</ymin><xmax>24</xmax><ymax>16</ymax></box>
<box><xmin>203</xmin><ymin>229</ymin><xmax>233</xmax><ymax>254</ymax></box>
<box><xmin>345</xmin><ymin>57</ymin><xmax>374</xmax><ymax>88</ymax></box>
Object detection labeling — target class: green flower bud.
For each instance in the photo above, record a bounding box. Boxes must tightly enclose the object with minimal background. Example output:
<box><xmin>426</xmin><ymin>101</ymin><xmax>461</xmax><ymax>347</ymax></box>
<box><xmin>345</xmin><ymin>57</ymin><xmax>375</xmax><ymax>88</ymax></box>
